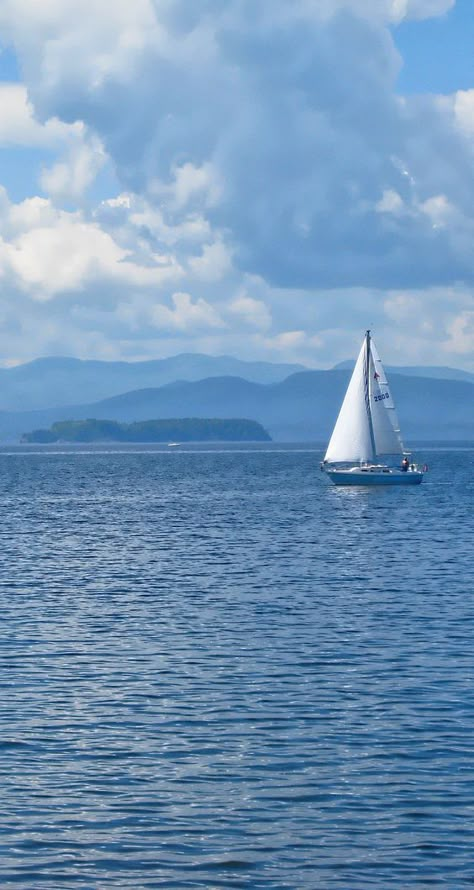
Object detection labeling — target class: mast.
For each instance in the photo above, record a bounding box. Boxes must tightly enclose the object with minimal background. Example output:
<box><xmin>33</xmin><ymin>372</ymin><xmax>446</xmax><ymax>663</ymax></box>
<box><xmin>364</xmin><ymin>330</ymin><xmax>377</xmax><ymax>462</ymax></box>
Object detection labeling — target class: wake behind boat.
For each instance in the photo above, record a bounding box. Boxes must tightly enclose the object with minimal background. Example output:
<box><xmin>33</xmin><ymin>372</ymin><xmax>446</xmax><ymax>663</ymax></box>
<box><xmin>322</xmin><ymin>331</ymin><xmax>423</xmax><ymax>486</ymax></box>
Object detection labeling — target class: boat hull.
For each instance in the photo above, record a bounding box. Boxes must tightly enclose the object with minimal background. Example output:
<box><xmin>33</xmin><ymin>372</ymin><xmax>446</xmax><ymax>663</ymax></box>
<box><xmin>326</xmin><ymin>468</ymin><xmax>423</xmax><ymax>486</ymax></box>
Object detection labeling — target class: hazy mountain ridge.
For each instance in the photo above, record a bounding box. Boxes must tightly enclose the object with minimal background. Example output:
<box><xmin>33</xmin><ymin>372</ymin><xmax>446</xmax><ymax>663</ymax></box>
<box><xmin>8</xmin><ymin>370</ymin><xmax>474</xmax><ymax>443</ymax></box>
<box><xmin>0</xmin><ymin>353</ymin><xmax>471</xmax><ymax>414</ymax></box>
<box><xmin>333</xmin><ymin>360</ymin><xmax>474</xmax><ymax>383</ymax></box>
<box><xmin>0</xmin><ymin>354</ymin><xmax>306</xmax><ymax>412</ymax></box>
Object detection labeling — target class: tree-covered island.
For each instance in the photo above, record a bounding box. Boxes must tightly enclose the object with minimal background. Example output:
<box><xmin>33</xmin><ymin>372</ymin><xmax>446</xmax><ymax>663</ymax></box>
<box><xmin>22</xmin><ymin>418</ymin><xmax>272</xmax><ymax>443</ymax></box>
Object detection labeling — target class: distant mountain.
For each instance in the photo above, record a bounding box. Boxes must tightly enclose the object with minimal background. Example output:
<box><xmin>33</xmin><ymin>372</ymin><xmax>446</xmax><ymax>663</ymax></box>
<box><xmin>5</xmin><ymin>370</ymin><xmax>473</xmax><ymax>442</ymax></box>
<box><xmin>0</xmin><ymin>354</ymin><xmax>306</xmax><ymax>412</ymax></box>
<box><xmin>333</xmin><ymin>360</ymin><xmax>474</xmax><ymax>384</ymax></box>
<box><xmin>1</xmin><ymin>352</ymin><xmax>471</xmax><ymax>416</ymax></box>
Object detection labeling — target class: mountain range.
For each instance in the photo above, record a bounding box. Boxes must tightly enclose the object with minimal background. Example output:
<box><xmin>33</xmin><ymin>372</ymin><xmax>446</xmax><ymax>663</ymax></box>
<box><xmin>3</xmin><ymin>363</ymin><xmax>472</xmax><ymax>443</ymax></box>
<box><xmin>333</xmin><ymin>360</ymin><xmax>474</xmax><ymax>383</ymax></box>
<box><xmin>0</xmin><ymin>353</ymin><xmax>472</xmax><ymax>415</ymax></box>
<box><xmin>0</xmin><ymin>354</ymin><xmax>305</xmax><ymax>412</ymax></box>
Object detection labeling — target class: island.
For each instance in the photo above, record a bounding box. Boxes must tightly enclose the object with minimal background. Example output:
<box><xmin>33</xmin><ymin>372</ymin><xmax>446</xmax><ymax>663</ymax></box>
<box><xmin>21</xmin><ymin>418</ymin><xmax>272</xmax><ymax>443</ymax></box>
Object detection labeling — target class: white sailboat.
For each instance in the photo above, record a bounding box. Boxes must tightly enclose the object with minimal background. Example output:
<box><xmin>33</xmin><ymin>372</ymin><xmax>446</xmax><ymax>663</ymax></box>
<box><xmin>322</xmin><ymin>331</ymin><xmax>424</xmax><ymax>486</ymax></box>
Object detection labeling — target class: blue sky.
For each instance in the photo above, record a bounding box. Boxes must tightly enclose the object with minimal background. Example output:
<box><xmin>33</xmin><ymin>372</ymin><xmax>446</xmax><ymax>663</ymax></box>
<box><xmin>395</xmin><ymin>0</ymin><xmax>473</xmax><ymax>94</ymax></box>
<box><xmin>0</xmin><ymin>0</ymin><xmax>472</xmax><ymax>370</ymax></box>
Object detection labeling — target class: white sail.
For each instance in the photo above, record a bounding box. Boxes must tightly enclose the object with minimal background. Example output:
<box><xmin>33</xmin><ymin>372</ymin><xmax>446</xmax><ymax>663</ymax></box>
<box><xmin>323</xmin><ymin>331</ymin><xmax>423</xmax><ymax>485</ymax></box>
<box><xmin>324</xmin><ymin>338</ymin><xmax>375</xmax><ymax>464</ymax></box>
<box><xmin>369</xmin><ymin>340</ymin><xmax>404</xmax><ymax>456</ymax></box>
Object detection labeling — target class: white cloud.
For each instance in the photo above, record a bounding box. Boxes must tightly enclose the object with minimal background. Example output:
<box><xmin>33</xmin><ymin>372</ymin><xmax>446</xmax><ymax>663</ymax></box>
<box><xmin>5</xmin><ymin>219</ymin><xmax>180</xmax><ymax>297</ymax></box>
<box><xmin>188</xmin><ymin>240</ymin><xmax>233</xmax><ymax>282</ymax></box>
<box><xmin>376</xmin><ymin>189</ymin><xmax>405</xmax><ymax>214</ymax></box>
<box><xmin>113</xmin><ymin>290</ymin><xmax>225</xmax><ymax>335</ymax></box>
<box><xmin>127</xmin><ymin>203</ymin><xmax>211</xmax><ymax>247</ymax></box>
<box><xmin>40</xmin><ymin>135</ymin><xmax>106</xmax><ymax>202</ymax></box>
<box><xmin>453</xmin><ymin>89</ymin><xmax>474</xmax><ymax>138</ymax></box>
<box><xmin>256</xmin><ymin>329</ymin><xmax>324</xmax><ymax>361</ymax></box>
<box><xmin>419</xmin><ymin>194</ymin><xmax>454</xmax><ymax>228</ymax></box>
<box><xmin>228</xmin><ymin>294</ymin><xmax>272</xmax><ymax>331</ymax></box>
<box><xmin>1</xmin><ymin>0</ymin><xmax>472</xmax><ymax>295</ymax></box>
<box><xmin>388</xmin><ymin>0</ymin><xmax>454</xmax><ymax>22</ymax></box>
<box><xmin>151</xmin><ymin>291</ymin><xmax>226</xmax><ymax>332</ymax></box>
<box><xmin>0</xmin><ymin>82</ymin><xmax>108</xmax><ymax>202</ymax></box>
<box><xmin>0</xmin><ymin>82</ymin><xmax>77</xmax><ymax>147</ymax></box>
<box><xmin>443</xmin><ymin>311</ymin><xmax>474</xmax><ymax>355</ymax></box>
<box><xmin>150</xmin><ymin>162</ymin><xmax>222</xmax><ymax>211</ymax></box>
<box><xmin>0</xmin><ymin>193</ymin><xmax>183</xmax><ymax>298</ymax></box>
<box><xmin>0</xmin><ymin>0</ymin><xmax>160</xmax><ymax>95</ymax></box>
<box><xmin>381</xmin><ymin>286</ymin><xmax>474</xmax><ymax>365</ymax></box>
<box><xmin>383</xmin><ymin>292</ymin><xmax>421</xmax><ymax>323</ymax></box>
<box><xmin>0</xmin><ymin>0</ymin><xmax>471</xmax><ymax>370</ymax></box>
<box><xmin>5</xmin><ymin>195</ymin><xmax>58</xmax><ymax>233</ymax></box>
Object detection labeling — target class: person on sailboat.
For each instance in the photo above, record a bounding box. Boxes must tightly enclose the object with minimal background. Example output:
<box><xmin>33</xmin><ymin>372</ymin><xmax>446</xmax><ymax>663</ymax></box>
<box><xmin>401</xmin><ymin>456</ymin><xmax>409</xmax><ymax>472</ymax></box>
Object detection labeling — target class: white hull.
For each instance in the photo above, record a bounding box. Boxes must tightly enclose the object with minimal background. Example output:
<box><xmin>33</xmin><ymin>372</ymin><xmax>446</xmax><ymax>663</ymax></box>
<box><xmin>326</xmin><ymin>466</ymin><xmax>423</xmax><ymax>486</ymax></box>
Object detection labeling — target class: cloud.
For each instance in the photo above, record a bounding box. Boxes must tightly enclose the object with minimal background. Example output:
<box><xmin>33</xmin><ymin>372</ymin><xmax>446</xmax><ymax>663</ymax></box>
<box><xmin>228</xmin><ymin>294</ymin><xmax>272</xmax><ymax>331</ymax></box>
<box><xmin>0</xmin><ymin>192</ymin><xmax>183</xmax><ymax>298</ymax></box>
<box><xmin>0</xmin><ymin>0</ymin><xmax>472</xmax><ymax>370</ymax></box>
<box><xmin>3</xmin><ymin>0</ymin><xmax>471</xmax><ymax>293</ymax></box>
<box><xmin>253</xmin><ymin>329</ymin><xmax>325</xmax><ymax>364</ymax></box>
<box><xmin>0</xmin><ymin>82</ymin><xmax>108</xmax><ymax>202</ymax></box>
<box><xmin>382</xmin><ymin>285</ymin><xmax>474</xmax><ymax>363</ymax></box>
<box><xmin>389</xmin><ymin>0</ymin><xmax>454</xmax><ymax>21</ymax></box>
<box><xmin>151</xmin><ymin>162</ymin><xmax>223</xmax><ymax>212</ymax></box>
<box><xmin>376</xmin><ymin>189</ymin><xmax>405</xmax><ymax>214</ymax></box>
<box><xmin>39</xmin><ymin>135</ymin><xmax>106</xmax><ymax>202</ymax></box>
<box><xmin>114</xmin><ymin>290</ymin><xmax>226</xmax><ymax>335</ymax></box>
<box><xmin>453</xmin><ymin>89</ymin><xmax>474</xmax><ymax>138</ymax></box>
<box><xmin>443</xmin><ymin>311</ymin><xmax>474</xmax><ymax>355</ymax></box>
<box><xmin>187</xmin><ymin>240</ymin><xmax>232</xmax><ymax>282</ymax></box>
<box><xmin>0</xmin><ymin>82</ymin><xmax>76</xmax><ymax>146</ymax></box>
<box><xmin>152</xmin><ymin>291</ymin><xmax>226</xmax><ymax>332</ymax></box>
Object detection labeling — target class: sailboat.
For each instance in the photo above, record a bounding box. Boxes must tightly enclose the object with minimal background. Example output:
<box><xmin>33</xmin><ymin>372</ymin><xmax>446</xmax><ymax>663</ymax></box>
<box><xmin>322</xmin><ymin>331</ymin><xmax>424</xmax><ymax>486</ymax></box>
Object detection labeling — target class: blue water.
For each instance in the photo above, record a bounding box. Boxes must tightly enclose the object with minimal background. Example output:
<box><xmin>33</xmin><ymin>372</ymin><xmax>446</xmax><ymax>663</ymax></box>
<box><xmin>0</xmin><ymin>445</ymin><xmax>473</xmax><ymax>889</ymax></box>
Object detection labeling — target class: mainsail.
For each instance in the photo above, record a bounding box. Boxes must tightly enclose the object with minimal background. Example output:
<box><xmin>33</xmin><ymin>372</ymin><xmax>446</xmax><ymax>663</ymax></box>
<box><xmin>324</xmin><ymin>337</ymin><xmax>375</xmax><ymax>464</ymax></box>
<box><xmin>324</xmin><ymin>332</ymin><xmax>403</xmax><ymax>464</ymax></box>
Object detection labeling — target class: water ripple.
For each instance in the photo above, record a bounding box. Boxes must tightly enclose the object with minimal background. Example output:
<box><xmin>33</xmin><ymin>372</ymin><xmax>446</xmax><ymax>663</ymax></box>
<box><xmin>0</xmin><ymin>447</ymin><xmax>472</xmax><ymax>888</ymax></box>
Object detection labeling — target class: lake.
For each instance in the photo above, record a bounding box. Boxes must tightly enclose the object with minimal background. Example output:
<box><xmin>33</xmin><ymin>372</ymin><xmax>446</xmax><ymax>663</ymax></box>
<box><xmin>0</xmin><ymin>445</ymin><xmax>473</xmax><ymax>888</ymax></box>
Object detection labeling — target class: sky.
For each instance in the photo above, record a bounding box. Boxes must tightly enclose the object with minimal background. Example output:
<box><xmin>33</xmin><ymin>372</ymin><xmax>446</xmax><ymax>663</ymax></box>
<box><xmin>0</xmin><ymin>0</ymin><xmax>472</xmax><ymax>370</ymax></box>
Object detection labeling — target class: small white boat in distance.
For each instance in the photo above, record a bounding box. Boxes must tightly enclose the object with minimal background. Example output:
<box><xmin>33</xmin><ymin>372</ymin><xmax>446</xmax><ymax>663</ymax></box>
<box><xmin>322</xmin><ymin>331</ymin><xmax>423</xmax><ymax>486</ymax></box>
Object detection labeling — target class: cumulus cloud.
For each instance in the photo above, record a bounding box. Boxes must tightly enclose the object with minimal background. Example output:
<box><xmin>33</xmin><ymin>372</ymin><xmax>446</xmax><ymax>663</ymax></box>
<box><xmin>228</xmin><ymin>294</ymin><xmax>272</xmax><ymax>331</ymax></box>
<box><xmin>152</xmin><ymin>291</ymin><xmax>226</xmax><ymax>332</ymax></box>
<box><xmin>389</xmin><ymin>0</ymin><xmax>454</xmax><ymax>21</ymax></box>
<box><xmin>314</xmin><ymin>0</ymin><xmax>455</xmax><ymax>22</ymax></box>
<box><xmin>453</xmin><ymin>89</ymin><xmax>474</xmax><ymax>138</ymax></box>
<box><xmin>0</xmin><ymin>82</ymin><xmax>108</xmax><ymax>204</ymax></box>
<box><xmin>187</xmin><ymin>240</ymin><xmax>232</xmax><ymax>282</ymax></box>
<box><xmin>39</xmin><ymin>135</ymin><xmax>106</xmax><ymax>203</ymax></box>
<box><xmin>0</xmin><ymin>192</ymin><xmax>183</xmax><ymax>298</ymax></box>
<box><xmin>0</xmin><ymin>0</ymin><xmax>472</xmax><ymax>369</ymax></box>
<box><xmin>376</xmin><ymin>189</ymin><xmax>405</xmax><ymax>214</ymax></box>
<box><xmin>2</xmin><ymin>0</ymin><xmax>471</xmax><ymax>292</ymax></box>
<box><xmin>253</xmin><ymin>329</ymin><xmax>325</xmax><ymax>364</ymax></box>
<box><xmin>0</xmin><ymin>82</ymin><xmax>76</xmax><ymax>147</ymax></box>
<box><xmin>114</xmin><ymin>290</ymin><xmax>226</xmax><ymax>334</ymax></box>
<box><xmin>443</xmin><ymin>310</ymin><xmax>474</xmax><ymax>355</ymax></box>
